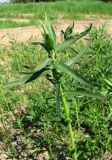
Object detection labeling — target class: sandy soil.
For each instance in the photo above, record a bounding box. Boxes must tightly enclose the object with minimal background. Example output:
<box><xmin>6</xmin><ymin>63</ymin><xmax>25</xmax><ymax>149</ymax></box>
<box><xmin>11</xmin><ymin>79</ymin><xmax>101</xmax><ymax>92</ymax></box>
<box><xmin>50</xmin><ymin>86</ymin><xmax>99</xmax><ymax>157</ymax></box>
<box><xmin>0</xmin><ymin>19</ymin><xmax>112</xmax><ymax>46</ymax></box>
<box><xmin>0</xmin><ymin>18</ymin><xmax>30</xmax><ymax>23</ymax></box>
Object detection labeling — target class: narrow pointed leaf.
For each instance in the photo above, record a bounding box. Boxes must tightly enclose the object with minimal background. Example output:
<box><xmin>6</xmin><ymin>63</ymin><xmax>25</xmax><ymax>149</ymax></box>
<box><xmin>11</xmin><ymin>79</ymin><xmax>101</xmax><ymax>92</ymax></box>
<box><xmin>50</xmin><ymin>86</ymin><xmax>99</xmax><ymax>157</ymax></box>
<box><xmin>61</xmin><ymin>22</ymin><xmax>74</xmax><ymax>40</ymax></box>
<box><xmin>5</xmin><ymin>79</ymin><xmax>26</xmax><ymax>88</ymax></box>
<box><xmin>65</xmin><ymin>90</ymin><xmax>105</xmax><ymax>99</ymax></box>
<box><xmin>69</xmin><ymin>48</ymin><xmax>79</xmax><ymax>54</ymax></box>
<box><xmin>56</xmin><ymin>63</ymin><xmax>93</xmax><ymax>87</ymax></box>
<box><xmin>32</xmin><ymin>42</ymin><xmax>50</xmax><ymax>54</ymax></box>
<box><xmin>33</xmin><ymin>58</ymin><xmax>52</xmax><ymax>72</ymax></box>
<box><xmin>65</xmin><ymin>43</ymin><xmax>90</xmax><ymax>66</ymax></box>
<box><xmin>19</xmin><ymin>71</ymin><xmax>33</xmax><ymax>75</ymax></box>
<box><xmin>104</xmin><ymin>78</ymin><xmax>112</xmax><ymax>88</ymax></box>
<box><xmin>44</xmin><ymin>14</ymin><xmax>55</xmax><ymax>41</ymax></box>
<box><xmin>22</xmin><ymin>65</ymin><xmax>30</xmax><ymax>69</ymax></box>
<box><xmin>25</xmin><ymin>68</ymin><xmax>48</xmax><ymax>83</ymax></box>
<box><xmin>51</xmin><ymin>25</ymin><xmax>56</xmax><ymax>46</ymax></box>
<box><xmin>22</xmin><ymin>58</ymin><xmax>52</xmax><ymax>75</ymax></box>
<box><xmin>46</xmin><ymin>74</ymin><xmax>55</xmax><ymax>84</ymax></box>
<box><xmin>56</xmin><ymin>24</ymin><xmax>92</xmax><ymax>52</ymax></box>
<box><xmin>5</xmin><ymin>58</ymin><xmax>52</xmax><ymax>88</ymax></box>
<box><xmin>5</xmin><ymin>68</ymin><xmax>47</xmax><ymax>88</ymax></box>
<box><xmin>40</xmin><ymin>15</ymin><xmax>56</xmax><ymax>52</ymax></box>
<box><xmin>25</xmin><ymin>58</ymin><xmax>52</xmax><ymax>83</ymax></box>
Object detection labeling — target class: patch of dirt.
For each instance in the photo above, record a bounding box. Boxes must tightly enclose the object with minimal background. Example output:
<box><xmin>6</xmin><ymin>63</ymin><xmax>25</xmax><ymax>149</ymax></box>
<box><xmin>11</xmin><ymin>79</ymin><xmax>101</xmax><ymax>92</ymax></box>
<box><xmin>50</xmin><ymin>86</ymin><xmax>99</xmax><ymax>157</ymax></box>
<box><xmin>0</xmin><ymin>26</ymin><xmax>42</xmax><ymax>46</ymax></box>
<box><xmin>0</xmin><ymin>18</ymin><xmax>30</xmax><ymax>23</ymax></box>
<box><xmin>75</xmin><ymin>14</ymin><xmax>112</xmax><ymax>20</ymax></box>
<box><xmin>22</xmin><ymin>13</ymin><xmax>34</xmax><ymax>17</ymax></box>
<box><xmin>101</xmin><ymin>152</ymin><xmax>112</xmax><ymax>160</ymax></box>
<box><xmin>0</xmin><ymin>154</ymin><xmax>8</xmax><ymax>160</ymax></box>
<box><xmin>0</xmin><ymin>19</ymin><xmax>112</xmax><ymax>46</ymax></box>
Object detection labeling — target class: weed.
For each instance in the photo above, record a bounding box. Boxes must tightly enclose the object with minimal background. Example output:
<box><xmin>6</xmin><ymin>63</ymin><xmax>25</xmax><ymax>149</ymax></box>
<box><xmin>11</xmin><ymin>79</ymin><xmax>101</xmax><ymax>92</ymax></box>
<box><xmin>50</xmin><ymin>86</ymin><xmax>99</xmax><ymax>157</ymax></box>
<box><xmin>0</xmin><ymin>17</ymin><xmax>111</xmax><ymax>160</ymax></box>
<box><xmin>5</xmin><ymin>15</ymin><xmax>107</xmax><ymax>160</ymax></box>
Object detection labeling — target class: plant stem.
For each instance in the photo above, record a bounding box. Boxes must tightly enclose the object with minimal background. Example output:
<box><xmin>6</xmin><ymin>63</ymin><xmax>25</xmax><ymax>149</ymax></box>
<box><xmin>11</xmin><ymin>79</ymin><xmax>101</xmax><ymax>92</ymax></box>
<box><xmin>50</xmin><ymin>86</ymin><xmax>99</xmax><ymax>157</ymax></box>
<box><xmin>74</xmin><ymin>99</ymin><xmax>80</xmax><ymax>132</ymax></box>
<box><xmin>60</xmin><ymin>84</ymin><xmax>77</xmax><ymax>160</ymax></box>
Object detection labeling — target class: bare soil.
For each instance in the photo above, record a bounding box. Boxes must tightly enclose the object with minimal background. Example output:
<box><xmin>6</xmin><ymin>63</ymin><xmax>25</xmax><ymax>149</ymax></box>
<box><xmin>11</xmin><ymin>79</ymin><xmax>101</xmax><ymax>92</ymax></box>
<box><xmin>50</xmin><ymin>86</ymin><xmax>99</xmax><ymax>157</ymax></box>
<box><xmin>0</xmin><ymin>19</ymin><xmax>112</xmax><ymax>46</ymax></box>
<box><xmin>0</xmin><ymin>18</ymin><xmax>30</xmax><ymax>23</ymax></box>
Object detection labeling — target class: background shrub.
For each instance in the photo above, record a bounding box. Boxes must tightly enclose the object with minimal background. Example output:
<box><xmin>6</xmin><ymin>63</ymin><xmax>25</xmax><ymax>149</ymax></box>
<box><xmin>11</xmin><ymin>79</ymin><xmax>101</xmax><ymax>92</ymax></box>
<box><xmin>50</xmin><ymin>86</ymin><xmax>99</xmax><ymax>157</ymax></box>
<box><xmin>10</xmin><ymin>0</ymin><xmax>62</xmax><ymax>3</ymax></box>
<box><xmin>101</xmin><ymin>0</ymin><xmax>112</xmax><ymax>2</ymax></box>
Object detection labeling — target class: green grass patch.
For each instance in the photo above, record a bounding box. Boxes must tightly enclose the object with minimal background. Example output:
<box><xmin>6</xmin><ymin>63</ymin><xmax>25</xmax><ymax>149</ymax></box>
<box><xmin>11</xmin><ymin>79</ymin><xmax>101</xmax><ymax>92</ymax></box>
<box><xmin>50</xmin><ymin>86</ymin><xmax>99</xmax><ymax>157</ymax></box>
<box><xmin>0</xmin><ymin>20</ymin><xmax>32</xmax><ymax>28</ymax></box>
<box><xmin>0</xmin><ymin>0</ymin><xmax>112</xmax><ymax>28</ymax></box>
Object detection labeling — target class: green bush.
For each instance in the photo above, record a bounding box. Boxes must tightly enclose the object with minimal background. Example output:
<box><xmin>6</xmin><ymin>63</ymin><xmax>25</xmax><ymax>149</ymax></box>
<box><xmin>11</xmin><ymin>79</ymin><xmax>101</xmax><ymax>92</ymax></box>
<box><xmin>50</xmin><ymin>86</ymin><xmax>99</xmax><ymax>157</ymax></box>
<box><xmin>11</xmin><ymin>0</ymin><xmax>61</xmax><ymax>3</ymax></box>
<box><xmin>101</xmin><ymin>0</ymin><xmax>112</xmax><ymax>2</ymax></box>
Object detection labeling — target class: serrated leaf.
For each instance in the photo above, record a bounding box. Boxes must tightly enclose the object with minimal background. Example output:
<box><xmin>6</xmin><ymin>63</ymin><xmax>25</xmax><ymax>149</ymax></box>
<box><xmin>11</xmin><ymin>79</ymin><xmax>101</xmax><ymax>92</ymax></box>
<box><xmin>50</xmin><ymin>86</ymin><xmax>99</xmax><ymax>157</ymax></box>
<box><xmin>61</xmin><ymin>22</ymin><xmax>74</xmax><ymax>40</ymax></box>
<box><xmin>65</xmin><ymin>43</ymin><xmax>90</xmax><ymax>66</ymax></box>
<box><xmin>56</xmin><ymin>24</ymin><xmax>92</xmax><ymax>52</ymax></box>
<box><xmin>56</xmin><ymin>63</ymin><xmax>93</xmax><ymax>87</ymax></box>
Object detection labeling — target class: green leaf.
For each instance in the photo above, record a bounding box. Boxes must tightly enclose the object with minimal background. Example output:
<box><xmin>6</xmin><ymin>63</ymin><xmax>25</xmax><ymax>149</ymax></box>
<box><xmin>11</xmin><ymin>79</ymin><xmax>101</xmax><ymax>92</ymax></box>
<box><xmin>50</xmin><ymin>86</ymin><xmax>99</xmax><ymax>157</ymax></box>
<box><xmin>65</xmin><ymin>43</ymin><xmax>90</xmax><ymax>66</ymax></box>
<box><xmin>32</xmin><ymin>42</ymin><xmax>51</xmax><ymax>54</ymax></box>
<box><xmin>5</xmin><ymin>79</ymin><xmax>26</xmax><ymax>88</ymax></box>
<box><xmin>5</xmin><ymin>68</ymin><xmax>49</xmax><ymax>88</ymax></box>
<box><xmin>65</xmin><ymin>90</ymin><xmax>105</xmax><ymax>99</ymax></box>
<box><xmin>56</xmin><ymin>24</ymin><xmax>92</xmax><ymax>52</ymax></box>
<box><xmin>104</xmin><ymin>78</ymin><xmax>112</xmax><ymax>88</ymax></box>
<box><xmin>22</xmin><ymin>65</ymin><xmax>30</xmax><ymax>69</ymax></box>
<box><xmin>46</xmin><ymin>74</ymin><xmax>55</xmax><ymax>84</ymax></box>
<box><xmin>61</xmin><ymin>22</ymin><xmax>74</xmax><ymax>40</ymax></box>
<box><xmin>51</xmin><ymin>25</ymin><xmax>56</xmax><ymax>47</ymax></box>
<box><xmin>43</xmin><ymin>14</ymin><xmax>55</xmax><ymax>42</ymax></box>
<box><xmin>5</xmin><ymin>58</ymin><xmax>52</xmax><ymax>88</ymax></box>
<box><xmin>25</xmin><ymin>58</ymin><xmax>53</xmax><ymax>83</ymax></box>
<box><xmin>33</xmin><ymin>58</ymin><xmax>52</xmax><ymax>72</ymax></box>
<box><xmin>43</xmin><ymin>33</ymin><xmax>55</xmax><ymax>52</ymax></box>
<box><xmin>40</xmin><ymin>15</ymin><xmax>56</xmax><ymax>52</ymax></box>
<box><xmin>25</xmin><ymin>68</ymin><xmax>48</xmax><ymax>83</ymax></box>
<box><xmin>19</xmin><ymin>71</ymin><xmax>33</xmax><ymax>75</ymax></box>
<box><xmin>56</xmin><ymin>63</ymin><xmax>93</xmax><ymax>87</ymax></box>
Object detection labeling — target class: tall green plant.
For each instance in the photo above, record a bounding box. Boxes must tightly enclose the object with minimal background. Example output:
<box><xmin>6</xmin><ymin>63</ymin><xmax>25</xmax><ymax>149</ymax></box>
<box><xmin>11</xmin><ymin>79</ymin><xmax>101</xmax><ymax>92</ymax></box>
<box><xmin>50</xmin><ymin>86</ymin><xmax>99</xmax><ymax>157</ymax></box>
<box><xmin>5</xmin><ymin>16</ymin><xmax>103</xmax><ymax>159</ymax></box>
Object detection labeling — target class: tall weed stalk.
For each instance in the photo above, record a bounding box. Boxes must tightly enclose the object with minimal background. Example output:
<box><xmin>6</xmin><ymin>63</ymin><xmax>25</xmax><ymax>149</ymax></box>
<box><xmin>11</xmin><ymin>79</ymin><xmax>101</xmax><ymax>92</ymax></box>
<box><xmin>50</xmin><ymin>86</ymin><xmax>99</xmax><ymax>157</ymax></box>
<box><xmin>5</xmin><ymin>16</ymin><xmax>104</xmax><ymax>159</ymax></box>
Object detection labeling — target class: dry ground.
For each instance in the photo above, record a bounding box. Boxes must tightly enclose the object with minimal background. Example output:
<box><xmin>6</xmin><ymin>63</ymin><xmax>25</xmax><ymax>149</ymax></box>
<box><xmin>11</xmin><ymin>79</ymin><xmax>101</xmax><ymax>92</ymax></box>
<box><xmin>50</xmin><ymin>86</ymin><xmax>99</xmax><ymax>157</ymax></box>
<box><xmin>0</xmin><ymin>19</ymin><xmax>112</xmax><ymax>46</ymax></box>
